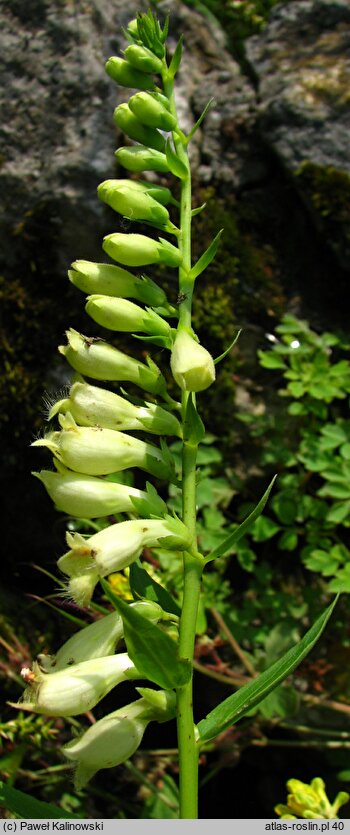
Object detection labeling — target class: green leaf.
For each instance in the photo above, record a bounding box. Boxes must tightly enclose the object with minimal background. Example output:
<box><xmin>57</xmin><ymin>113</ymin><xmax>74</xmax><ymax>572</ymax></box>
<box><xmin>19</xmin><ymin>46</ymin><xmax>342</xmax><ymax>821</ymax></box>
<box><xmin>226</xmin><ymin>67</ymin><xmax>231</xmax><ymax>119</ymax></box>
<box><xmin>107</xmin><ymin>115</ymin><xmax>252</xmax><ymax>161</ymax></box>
<box><xmin>188</xmin><ymin>229</ymin><xmax>223</xmax><ymax>281</ymax></box>
<box><xmin>326</xmin><ymin>501</ymin><xmax>350</xmax><ymax>524</ymax></box>
<box><xmin>0</xmin><ymin>781</ymin><xmax>78</xmax><ymax>819</ymax></box>
<box><xmin>204</xmin><ymin>476</ymin><xmax>277</xmax><ymax>563</ymax></box>
<box><xmin>251</xmin><ymin>515</ymin><xmax>280</xmax><ymax>542</ymax></box>
<box><xmin>328</xmin><ymin>567</ymin><xmax>350</xmax><ymax>593</ymax></box>
<box><xmin>185</xmin><ymin>98</ymin><xmax>214</xmax><ymax>144</ymax></box>
<box><xmin>258</xmin><ymin>350</ymin><xmax>287</xmax><ymax>370</ymax></box>
<box><xmin>100</xmin><ymin>579</ymin><xmax>190</xmax><ymax>689</ymax></box>
<box><xmin>278</xmin><ymin>529</ymin><xmax>298</xmax><ymax>551</ymax></box>
<box><xmin>183</xmin><ymin>392</ymin><xmax>205</xmax><ymax>445</ymax></box>
<box><xmin>129</xmin><ymin>560</ymin><xmax>181</xmax><ymax>617</ymax></box>
<box><xmin>197</xmin><ymin>596</ymin><xmax>338</xmax><ymax>743</ymax></box>
<box><xmin>167</xmin><ymin>36</ymin><xmax>183</xmax><ymax>80</ymax></box>
<box><xmin>303</xmin><ymin>549</ymin><xmax>340</xmax><ymax>577</ymax></box>
<box><xmin>257</xmin><ymin>684</ymin><xmax>298</xmax><ymax>720</ymax></box>
<box><xmin>214</xmin><ymin>330</ymin><xmax>241</xmax><ymax>365</ymax></box>
<box><xmin>165</xmin><ymin>139</ymin><xmax>188</xmax><ymax>179</ymax></box>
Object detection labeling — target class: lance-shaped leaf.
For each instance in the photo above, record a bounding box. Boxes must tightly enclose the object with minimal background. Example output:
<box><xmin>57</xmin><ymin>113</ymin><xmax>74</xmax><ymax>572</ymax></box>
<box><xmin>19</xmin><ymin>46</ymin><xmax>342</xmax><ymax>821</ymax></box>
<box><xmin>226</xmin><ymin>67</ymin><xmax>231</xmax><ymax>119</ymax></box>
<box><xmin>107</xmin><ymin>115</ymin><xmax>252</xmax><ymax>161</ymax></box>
<box><xmin>197</xmin><ymin>596</ymin><xmax>338</xmax><ymax>743</ymax></box>
<box><xmin>185</xmin><ymin>98</ymin><xmax>214</xmax><ymax>145</ymax></box>
<box><xmin>204</xmin><ymin>476</ymin><xmax>277</xmax><ymax>563</ymax></box>
<box><xmin>183</xmin><ymin>392</ymin><xmax>205</xmax><ymax>446</ymax></box>
<box><xmin>130</xmin><ymin>560</ymin><xmax>181</xmax><ymax>617</ymax></box>
<box><xmin>0</xmin><ymin>781</ymin><xmax>78</xmax><ymax>820</ymax></box>
<box><xmin>100</xmin><ymin>580</ymin><xmax>190</xmax><ymax>689</ymax></box>
<box><xmin>214</xmin><ymin>330</ymin><xmax>242</xmax><ymax>365</ymax></box>
<box><xmin>188</xmin><ymin>229</ymin><xmax>223</xmax><ymax>281</ymax></box>
<box><xmin>167</xmin><ymin>35</ymin><xmax>183</xmax><ymax>80</ymax></box>
<box><xmin>165</xmin><ymin>139</ymin><xmax>188</xmax><ymax>180</ymax></box>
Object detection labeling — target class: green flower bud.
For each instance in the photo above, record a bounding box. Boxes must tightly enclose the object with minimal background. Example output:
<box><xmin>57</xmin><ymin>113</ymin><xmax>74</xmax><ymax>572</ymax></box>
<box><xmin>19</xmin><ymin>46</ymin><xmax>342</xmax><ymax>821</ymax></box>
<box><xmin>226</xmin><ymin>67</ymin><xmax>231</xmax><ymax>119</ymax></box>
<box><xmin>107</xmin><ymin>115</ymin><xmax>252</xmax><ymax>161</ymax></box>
<box><xmin>85</xmin><ymin>295</ymin><xmax>172</xmax><ymax>337</ymax></box>
<box><xmin>98</xmin><ymin>179</ymin><xmax>169</xmax><ymax>226</ymax></box>
<box><xmin>38</xmin><ymin>611</ymin><xmax>125</xmax><ymax>672</ymax></box>
<box><xmin>50</xmin><ymin>382</ymin><xmax>181</xmax><ymax>437</ymax></box>
<box><xmin>33</xmin><ymin>464</ymin><xmax>148</xmax><ymax>518</ymax></box>
<box><xmin>58</xmin><ymin>329</ymin><xmax>165</xmax><ymax>395</ymax></box>
<box><xmin>69</xmin><ymin>260</ymin><xmax>167</xmax><ymax>307</ymax></box>
<box><xmin>58</xmin><ymin>517</ymin><xmax>191</xmax><ymax>577</ymax></box>
<box><xmin>113</xmin><ymin>103</ymin><xmax>165</xmax><ymax>152</ymax></box>
<box><xmin>33</xmin><ymin>412</ymin><xmax>174</xmax><ymax>481</ymax></box>
<box><xmin>19</xmin><ymin>653</ymin><xmax>137</xmax><ymax>717</ymax></box>
<box><xmin>170</xmin><ymin>331</ymin><xmax>216</xmax><ymax>392</ymax></box>
<box><xmin>105</xmin><ymin>57</ymin><xmax>154</xmax><ymax>90</ymax></box>
<box><xmin>115</xmin><ymin>145</ymin><xmax>169</xmax><ymax>173</ymax></box>
<box><xmin>128</xmin><ymin>92</ymin><xmax>176</xmax><ymax>132</ymax></box>
<box><xmin>124</xmin><ymin>44</ymin><xmax>163</xmax><ymax>73</ymax></box>
<box><xmin>38</xmin><ymin>601</ymin><xmax>162</xmax><ymax>673</ymax></box>
<box><xmin>137</xmin><ymin>181</ymin><xmax>174</xmax><ymax>206</ymax></box>
<box><xmin>103</xmin><ymin>233</ymin><xmax>182</xmax><ymax>268</ymax></box>
<box><xmin>63</xmin><ymin>698</ymin><xmax>152</xmax><ymax>788</ymax></box>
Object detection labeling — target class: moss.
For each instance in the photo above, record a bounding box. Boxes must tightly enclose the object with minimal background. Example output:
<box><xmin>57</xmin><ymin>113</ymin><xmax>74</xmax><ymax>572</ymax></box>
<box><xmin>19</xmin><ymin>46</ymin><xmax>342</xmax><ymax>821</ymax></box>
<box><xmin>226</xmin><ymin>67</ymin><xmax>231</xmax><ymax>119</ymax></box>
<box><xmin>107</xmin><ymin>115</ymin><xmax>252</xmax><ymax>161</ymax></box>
<box><xmin>295</xmin><ymin>162</ymin><xmax>350</xmax><ymax>267</ymax></box>
<box><xmin>189</xmin><ymin>191</ymin><xmax>285</xmax><ymax>436</ymax></box>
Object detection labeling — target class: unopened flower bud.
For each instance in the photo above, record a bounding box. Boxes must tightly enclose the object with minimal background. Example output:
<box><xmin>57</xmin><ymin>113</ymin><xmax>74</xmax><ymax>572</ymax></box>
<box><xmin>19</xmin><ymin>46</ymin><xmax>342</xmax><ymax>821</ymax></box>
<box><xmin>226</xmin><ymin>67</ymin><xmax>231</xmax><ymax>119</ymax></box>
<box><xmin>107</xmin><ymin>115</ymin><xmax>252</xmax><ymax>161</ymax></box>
<box><xmin>105</xmin><ymin>57</ymin><xmax>154</xmax><ymax>90</ymax></box>
<box><xmin>50</xmin><ymin>382</ymin><xmax>181</xmax><ymax>437</ymax></box>
<box><xmin>170</xmin><ymin>330</ymin><xmax>216</xmax><ymax>392</ymax></box>
<box><xmin>33</xmin><ymin>464</ymin><xmax>148</xmax><ymax>518</ymax></box>
<box><xmin>113</xmin><ymin>103</ymin><xmax>165</xmax><ymax>152</ymax></box>
<box><xmin>38</xmin><ymin>611</ymin><xmax>125</xmax><ymax>672</ymax></box>
<box><xmin>33</xmin><ymin>412</ymin><xmax>174</xmax><ymax>480</ymax></box>
<box><xmin>124</xmin><ymin>44</ymin><xmax>163</xmax><ymax>73</ymax></box>
<box><xmin>20</xmin><ymin>653</ymin><xmax>137</xmax><ymax>717</ymax></box>
<box><xmin>63</xmin><ymin>698</ymin><xmax>152</xmax><ymax>788</ymax></box>
<box><xmin>128</xmin><ymin>92</ymin><xmax>176</xmax><ymax>132</ymax></box>
<box><xmin>58</xmin><ymin>329</ymin><xmax>165</xmax><ymax>395</ymax></box>
<box><xmin>115</xmin><ymin>145</ymin><xmax>169</xmax><ymax>173</ymax></box>
<box><xmin>98</xmin><ymin>179</ymin><xmax>169</xmax><ymax>226</ymax></box>
<box><xmin>58</xmin><ymin>517</ymin><xmax>191</xmax><ymax>577</ymax></box>
<box><xmin>38</xmin><ymin>601</ymin><xmax>162</xmax><ymax>673</ymax></box>
<box><xmin>137</xmin><ymin>181</ymin><xmax>174</xmax><ymax>206</ymax></box>
<box><xmin>103</xmin><ymin>233</ymin><xmax>182</xmax><ymax>268</ymax></box>
<box><xmin>85</xmin><ymin>295</ymin><xmax>172</xmax><ymax>337</ymax></box>
<box><xmin>69</xmin><ymin>261</ymin><xmax>167</xmax><ymax>307</ymax></box>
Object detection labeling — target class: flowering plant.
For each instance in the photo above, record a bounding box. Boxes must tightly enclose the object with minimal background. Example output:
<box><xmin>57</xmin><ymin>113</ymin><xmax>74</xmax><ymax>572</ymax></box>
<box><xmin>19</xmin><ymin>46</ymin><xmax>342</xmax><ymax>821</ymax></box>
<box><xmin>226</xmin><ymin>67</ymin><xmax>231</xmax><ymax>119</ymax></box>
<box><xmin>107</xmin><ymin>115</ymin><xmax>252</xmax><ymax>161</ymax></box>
<box><xmin>19</xmin><ymin>10</ymin><xmax>337</xmax><ymax>818</ymax></box>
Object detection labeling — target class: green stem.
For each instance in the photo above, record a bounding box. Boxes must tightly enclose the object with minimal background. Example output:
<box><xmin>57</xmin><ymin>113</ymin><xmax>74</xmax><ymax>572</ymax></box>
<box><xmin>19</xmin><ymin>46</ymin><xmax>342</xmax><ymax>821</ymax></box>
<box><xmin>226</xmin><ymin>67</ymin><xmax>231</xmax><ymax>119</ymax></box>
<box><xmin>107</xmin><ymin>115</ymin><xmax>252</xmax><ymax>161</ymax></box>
<box><xmin>163</xmin><ymin>68</ymin><xmax>203</xmax><ymax>819</ymax></box>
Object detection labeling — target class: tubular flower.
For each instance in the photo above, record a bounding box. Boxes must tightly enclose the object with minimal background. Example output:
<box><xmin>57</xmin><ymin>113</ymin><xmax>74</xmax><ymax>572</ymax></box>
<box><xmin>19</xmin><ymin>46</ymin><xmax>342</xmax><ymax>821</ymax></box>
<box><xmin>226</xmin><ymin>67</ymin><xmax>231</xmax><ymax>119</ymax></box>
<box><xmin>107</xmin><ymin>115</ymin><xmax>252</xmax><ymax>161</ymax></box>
<box><xmin>113</xmin><ymin>104</ymin><xmax>166</xmax><ymax>152</ymax></box>
<box><xmin>275</xmin><ymin>778</ymin><xmax>350</xmax><ymax>820</ymax></box>
<box><xmin>32</xmin><ymin>412</ymin><xmax>175</xmax><ymax>480</ymax></box>
<box><xmin>33</xmin><ymin>464</ymin><xmax>149</xmax><ymax>518</ymax></box>
<box><xmin>103</xmin><ymin>232</ymin><xmax>182</xmax><ymax>268</ymax></box>
<box><xmin>63</xmin><ymin>690</ymin><xmax>176</xmax><ymax>789</ymax></box>
<box><xmin>49</xmin><ymin>382</ymin><xmax>182</xmax><ymax>437</ymax></box>
<box><xmin>19</xmin><ymin>653</ymin><xmax>138</xmax><ymax>717</ymax></box>
<box><xmin>170</xmin><ymin>330</ymin><xmax>216</xmax><ymax>392</ymax></box>
<box><xmin>97</xmin><ymin>179</ymin><xmax>170</xmax><ymax>226</ymax></box>
<box><xmin>85</xmin><ymin>295</ymin><xmax>172</xmax><ymax>337</ymax></box>
<box><xmin>37</xmin><ymin>601</ymin><xmax>162</xmax><ymax>673</ymax></box>
<box><xmin>123</xmin><ymin>44</ymin><xmax>164</xmax><ymax>73</ymax></box>
<box><xmin>105</xmin><ymin>56</ymin><xmax>154</xmax><ymax>90</ymax></box>
<box><xmin>58</xmin><ymin>329</ymin><xmax>166</xmax><ymax>395</ymax></box>
<box><xmin>68</xmin><ymin>260</ymin><xmax>167</xmax><ymax>306</ymax></box>
<box><xmin>58</xmin><ymin>516</ymin><xmax>192</xmax><ymax>578</ymax></box>
<box><xmin>128</xmin><ymin>91</ymin><xmax>177</xmax><ymax>132</ymax></box>
<box><xmin>115</xmin><ymin>145</ymin><xmax>169</xmax><ymax>173</ymax></box>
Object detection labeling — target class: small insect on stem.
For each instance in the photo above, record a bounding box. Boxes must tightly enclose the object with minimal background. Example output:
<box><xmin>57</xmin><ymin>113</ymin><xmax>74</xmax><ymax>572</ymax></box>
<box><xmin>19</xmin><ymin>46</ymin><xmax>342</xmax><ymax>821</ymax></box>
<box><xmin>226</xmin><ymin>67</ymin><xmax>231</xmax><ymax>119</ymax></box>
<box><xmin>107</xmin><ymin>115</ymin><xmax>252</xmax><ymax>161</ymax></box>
<box><xmin>176</xmin><ymin>292</ymin><xmax>188</xmax><ymax>305</ymax></box>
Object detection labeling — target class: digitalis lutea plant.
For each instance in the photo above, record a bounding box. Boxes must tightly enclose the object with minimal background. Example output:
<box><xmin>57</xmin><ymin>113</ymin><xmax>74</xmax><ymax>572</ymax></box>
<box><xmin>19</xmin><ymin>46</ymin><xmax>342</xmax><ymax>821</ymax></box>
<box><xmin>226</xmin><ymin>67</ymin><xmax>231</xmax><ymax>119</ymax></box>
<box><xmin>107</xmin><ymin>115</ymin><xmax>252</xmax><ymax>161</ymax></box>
<box><xmin>21</xmin><ymin>10</ymin><xmax>338</xmax><ymax>818</ymax></box>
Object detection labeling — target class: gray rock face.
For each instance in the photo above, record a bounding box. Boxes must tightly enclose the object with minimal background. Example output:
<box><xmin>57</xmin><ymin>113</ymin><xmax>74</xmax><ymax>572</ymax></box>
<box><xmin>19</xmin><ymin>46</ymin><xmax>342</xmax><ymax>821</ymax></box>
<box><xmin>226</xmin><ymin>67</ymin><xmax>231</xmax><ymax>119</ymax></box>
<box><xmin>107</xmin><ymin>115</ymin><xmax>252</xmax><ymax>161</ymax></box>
<box><xmin>246</xmin><ymin>0</ymin><xmax>350</xmax><ymax>173</ymax></box>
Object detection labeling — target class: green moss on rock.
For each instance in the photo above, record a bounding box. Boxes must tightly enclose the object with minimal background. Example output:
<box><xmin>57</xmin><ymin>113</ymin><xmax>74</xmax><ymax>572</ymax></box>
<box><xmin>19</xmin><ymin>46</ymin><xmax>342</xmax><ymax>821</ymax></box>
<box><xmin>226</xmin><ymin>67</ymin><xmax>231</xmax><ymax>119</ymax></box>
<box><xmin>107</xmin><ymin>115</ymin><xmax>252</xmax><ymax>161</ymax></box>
<box><xmin>295</xmin><ymin>162</ymin><xmax>350</xmax><ymax>269</ymax></box>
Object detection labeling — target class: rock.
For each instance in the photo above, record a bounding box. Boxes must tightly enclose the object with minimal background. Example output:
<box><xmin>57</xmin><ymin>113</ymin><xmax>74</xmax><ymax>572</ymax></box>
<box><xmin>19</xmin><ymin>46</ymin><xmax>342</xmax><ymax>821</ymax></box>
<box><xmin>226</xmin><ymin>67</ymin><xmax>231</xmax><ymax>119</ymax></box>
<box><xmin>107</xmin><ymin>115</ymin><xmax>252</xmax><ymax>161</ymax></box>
<box><xmin>246</xmin><ymin>0</ymin><xmax>350</xmax><ymax>268</ymax></box>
